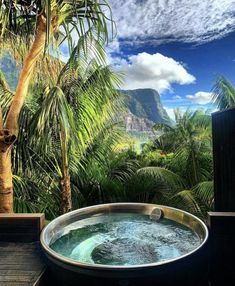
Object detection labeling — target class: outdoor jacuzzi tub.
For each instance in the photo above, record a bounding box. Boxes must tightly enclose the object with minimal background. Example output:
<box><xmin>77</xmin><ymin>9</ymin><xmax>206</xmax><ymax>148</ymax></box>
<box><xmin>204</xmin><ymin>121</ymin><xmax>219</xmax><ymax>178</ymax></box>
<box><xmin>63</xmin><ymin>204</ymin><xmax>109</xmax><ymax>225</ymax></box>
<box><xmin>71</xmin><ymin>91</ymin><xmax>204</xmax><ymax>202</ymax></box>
<box><xmin>40</xmin><ymin>203</ymin><xmax>209</xmax><ymax>286</ymax></box>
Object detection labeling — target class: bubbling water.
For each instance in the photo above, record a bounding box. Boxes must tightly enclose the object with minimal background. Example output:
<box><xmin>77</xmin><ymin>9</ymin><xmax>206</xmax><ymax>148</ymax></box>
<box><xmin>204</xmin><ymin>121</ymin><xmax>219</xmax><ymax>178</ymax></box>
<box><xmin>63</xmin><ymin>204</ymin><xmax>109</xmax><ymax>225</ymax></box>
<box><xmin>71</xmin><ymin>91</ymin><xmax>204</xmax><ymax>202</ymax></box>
<box><xmin>50</xmin><ymin>213</ymin><xmax>201</xmax><ymax>266</ymax></box>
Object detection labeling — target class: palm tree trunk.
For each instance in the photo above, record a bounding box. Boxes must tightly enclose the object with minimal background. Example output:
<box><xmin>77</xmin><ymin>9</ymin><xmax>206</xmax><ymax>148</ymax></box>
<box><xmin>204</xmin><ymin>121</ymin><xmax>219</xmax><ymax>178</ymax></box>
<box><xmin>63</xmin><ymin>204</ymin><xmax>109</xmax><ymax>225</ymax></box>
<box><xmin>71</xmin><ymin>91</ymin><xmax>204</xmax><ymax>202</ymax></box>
<box><xmin>192</xmin><ymin>150</ymin><xmax>199</xmax><ymax>185</ymax></box>
<box><xmin>6</xmin><ymin>15</ymin><xmax>47</xmax><ymax>135</ymax></box>
<box><xmin>60</xmin><ymin>130</ymin><xmax>72</xmax><ymax>214</ymax></box>
<box><xmin>0</xmin><ymin>150</ymin><xmax>13</xmax><ymax>213</ymax></box>
<box><xmin>61</xmin><ymin>165</ymin><xmax>72</xmax><ymax>214</ymax></box>
<box><xmin>0</xmin><ymin>130</ymin><xmax>15</xmax><ymax>212</ymax></box>
<box><xmin>0</xmin><ymin>15</ymin><xmax>47</xmax><ymax>213</ymax></box>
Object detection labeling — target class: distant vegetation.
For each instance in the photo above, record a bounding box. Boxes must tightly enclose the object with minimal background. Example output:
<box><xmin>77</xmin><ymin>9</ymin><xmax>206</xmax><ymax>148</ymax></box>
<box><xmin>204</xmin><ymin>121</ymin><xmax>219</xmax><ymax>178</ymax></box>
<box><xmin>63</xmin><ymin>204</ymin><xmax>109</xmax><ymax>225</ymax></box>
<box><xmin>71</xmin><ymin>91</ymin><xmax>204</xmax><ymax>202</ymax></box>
<box><xmin>0</xmin><ymin>0</ymin><xmax>115</xmax><ymax>213</ymax></box>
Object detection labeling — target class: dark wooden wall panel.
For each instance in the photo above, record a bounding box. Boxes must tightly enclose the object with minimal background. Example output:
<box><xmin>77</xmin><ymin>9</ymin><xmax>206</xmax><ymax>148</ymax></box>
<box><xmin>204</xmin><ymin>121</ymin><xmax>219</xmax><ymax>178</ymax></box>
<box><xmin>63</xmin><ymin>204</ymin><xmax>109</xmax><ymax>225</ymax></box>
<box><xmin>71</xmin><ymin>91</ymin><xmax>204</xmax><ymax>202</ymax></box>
<box><xmin>208</xmin><ymin>212</ymin><xmax>235</xmax><ymax>285</ymax></box>
<box><xmin>212</xmin><ymin>107</ymin><xmax>235</xmax><ymax>211</ymax></box>
<box><xmin>0</xmin><ymin>214</ymin><xmax>45</xmax><ymax>242</ymax></box>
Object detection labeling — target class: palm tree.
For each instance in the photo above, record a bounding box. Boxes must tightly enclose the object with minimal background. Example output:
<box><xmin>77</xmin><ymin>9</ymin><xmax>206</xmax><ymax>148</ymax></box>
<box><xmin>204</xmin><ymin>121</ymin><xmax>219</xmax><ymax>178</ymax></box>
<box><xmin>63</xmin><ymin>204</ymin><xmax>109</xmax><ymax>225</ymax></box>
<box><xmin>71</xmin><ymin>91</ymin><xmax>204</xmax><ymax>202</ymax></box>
<box><xmin>212</xmin><ymin>76</ymin><xmax>235</xmax><ymax>110</ymax></box>
<box><xmin>153</xmin><ymin>109</ymin><xmax>212</xmax><ymax>187</ymax></box>
<box><xmin>0</xmin><ymin>52</ymin><xmax>123</xmax><ymax>216</ymax></box>
<box><xmin>0</xmin><ymin>0</ymin><xmax>113</xmax><ymax>213</ymax></box>
<box><xmin>0</xmin><ymin>67</ymin><xmax>61</xmax><ymax>217</ymax></box>
<box><xmin>136</xmin><ymin>109</ymin><xmax>214</xmax><ymax>220</ymax></box>
<box><xmin>31</xmin><ymin>42</ymin><xmax>122</xmax><ymax>213</ymax></box>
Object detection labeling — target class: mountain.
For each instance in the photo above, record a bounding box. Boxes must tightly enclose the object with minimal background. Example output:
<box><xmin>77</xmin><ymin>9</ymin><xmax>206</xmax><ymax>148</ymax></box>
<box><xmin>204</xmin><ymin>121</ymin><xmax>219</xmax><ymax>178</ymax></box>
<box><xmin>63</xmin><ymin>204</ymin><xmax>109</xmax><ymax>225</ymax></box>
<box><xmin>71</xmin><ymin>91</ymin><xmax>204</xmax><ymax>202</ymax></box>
<box><xmin>119</xmin><ymin>89</ymin><xmax>171</xmax><ymax>125</ymax></box>
<box><xmin>0</xmin><ymin>55</ymin><xmax>171</xmax><ymax>129</ymax></box>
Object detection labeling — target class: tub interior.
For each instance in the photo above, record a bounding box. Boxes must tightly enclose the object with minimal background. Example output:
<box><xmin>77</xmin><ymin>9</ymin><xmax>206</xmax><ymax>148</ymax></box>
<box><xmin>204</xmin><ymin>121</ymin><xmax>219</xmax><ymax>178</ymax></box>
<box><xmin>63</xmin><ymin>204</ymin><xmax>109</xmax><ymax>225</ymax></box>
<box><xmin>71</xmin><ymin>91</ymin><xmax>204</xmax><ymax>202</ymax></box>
<box><xmin>49</xmin><ymin>212</ymin><xmax>202</xmax><ymax>266</ymax></box>
<box><xmin>41</xmin><ymin>204</ymin><xmax>208</xmax><ymax>268</ymax></box>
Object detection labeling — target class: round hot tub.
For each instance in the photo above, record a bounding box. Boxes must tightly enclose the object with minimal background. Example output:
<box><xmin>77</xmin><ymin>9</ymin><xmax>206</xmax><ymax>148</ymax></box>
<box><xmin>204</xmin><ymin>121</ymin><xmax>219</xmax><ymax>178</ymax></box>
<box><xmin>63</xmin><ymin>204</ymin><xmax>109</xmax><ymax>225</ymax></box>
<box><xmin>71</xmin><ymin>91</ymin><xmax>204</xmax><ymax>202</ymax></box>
<box><xmin>40</xmin><ymin>203</ymin><xmax>209</xmax><ymax>286</ymax></box>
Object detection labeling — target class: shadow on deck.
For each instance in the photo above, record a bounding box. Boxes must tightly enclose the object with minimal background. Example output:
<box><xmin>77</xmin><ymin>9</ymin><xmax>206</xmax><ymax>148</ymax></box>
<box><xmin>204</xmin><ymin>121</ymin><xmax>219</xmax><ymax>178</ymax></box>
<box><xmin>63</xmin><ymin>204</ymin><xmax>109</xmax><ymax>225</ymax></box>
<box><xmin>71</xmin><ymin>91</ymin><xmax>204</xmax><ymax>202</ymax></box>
<box><xmin>0</xmin><ymin>214</ymin><xmax>46</xmax><ymax>286</ymax></box>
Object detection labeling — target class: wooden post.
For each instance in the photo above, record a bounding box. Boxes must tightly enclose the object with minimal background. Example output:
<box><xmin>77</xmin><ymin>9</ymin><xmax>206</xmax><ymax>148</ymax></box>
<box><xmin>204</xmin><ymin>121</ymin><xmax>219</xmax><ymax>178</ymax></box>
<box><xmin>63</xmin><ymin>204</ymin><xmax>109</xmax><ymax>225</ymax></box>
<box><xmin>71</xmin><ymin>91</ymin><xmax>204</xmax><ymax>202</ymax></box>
<box><xmin>208</xmin><ymin>212</ymin><xmax>235</xmax><ymax>285</ymax></box>
<box><xmin>212</xmin><ymin>107</ymin><xmax>235</xmax><ymax>211</ymax></box>
<box><xmin>209</xmin><ymin>108</ymin><xmax>235</xmax><ymax>285</ymax></box>
<box><xmin>0</xmin><ymin>213</ymin><xmax>45</xmax><ymax>242</ymax></box>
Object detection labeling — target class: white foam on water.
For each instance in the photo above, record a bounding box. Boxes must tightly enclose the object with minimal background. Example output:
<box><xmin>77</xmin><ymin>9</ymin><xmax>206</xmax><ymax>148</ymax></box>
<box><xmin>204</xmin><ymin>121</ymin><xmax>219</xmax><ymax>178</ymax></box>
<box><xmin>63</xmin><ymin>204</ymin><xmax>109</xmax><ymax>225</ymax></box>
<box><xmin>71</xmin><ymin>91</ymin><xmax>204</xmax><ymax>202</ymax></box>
<box><xmin>50</xmin><ymin>213</ymin><xmax>201</xmax><ymax>266</ymax></box>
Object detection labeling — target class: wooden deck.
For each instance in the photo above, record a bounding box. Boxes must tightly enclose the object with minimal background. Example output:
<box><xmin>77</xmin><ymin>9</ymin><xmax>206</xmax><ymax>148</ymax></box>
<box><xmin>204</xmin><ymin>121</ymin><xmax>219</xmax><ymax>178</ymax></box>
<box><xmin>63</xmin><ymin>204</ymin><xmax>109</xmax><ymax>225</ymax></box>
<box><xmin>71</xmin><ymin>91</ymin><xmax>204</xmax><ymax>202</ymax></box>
<box><xmin>0</xmin><ymin>241</ymin><xmax>46</xmax><ymax>286</ymax></box>
<box><xmin>0</xmin><ymin>214</ymin><xmax>47</xmax><ymax>286</ymax></box>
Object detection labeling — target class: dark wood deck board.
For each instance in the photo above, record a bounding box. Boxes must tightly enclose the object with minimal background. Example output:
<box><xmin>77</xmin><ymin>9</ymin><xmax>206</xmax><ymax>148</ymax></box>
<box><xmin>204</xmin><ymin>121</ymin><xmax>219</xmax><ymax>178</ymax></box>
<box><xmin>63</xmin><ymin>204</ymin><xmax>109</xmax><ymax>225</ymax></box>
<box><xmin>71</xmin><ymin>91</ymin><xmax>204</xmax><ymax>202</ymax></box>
<box><xmin>0</xmin><ymin>241</ymin><xmax>46</xmax><ymax>286</ymax></box>
<box><xmin>0</xmin><ymin>283</ymin><xmax>32</xmax><ymax>286</ymax></box>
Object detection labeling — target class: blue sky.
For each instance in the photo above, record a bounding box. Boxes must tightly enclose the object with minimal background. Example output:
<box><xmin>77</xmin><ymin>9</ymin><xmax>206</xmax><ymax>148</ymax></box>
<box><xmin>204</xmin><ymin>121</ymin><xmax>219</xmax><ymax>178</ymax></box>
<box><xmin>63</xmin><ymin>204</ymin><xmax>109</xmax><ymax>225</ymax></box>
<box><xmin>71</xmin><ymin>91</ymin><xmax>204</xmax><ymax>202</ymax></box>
<box><xmin>107</xmin><ymin>0</ymin><xmax>235</xmax><ymax>119</ymax></box>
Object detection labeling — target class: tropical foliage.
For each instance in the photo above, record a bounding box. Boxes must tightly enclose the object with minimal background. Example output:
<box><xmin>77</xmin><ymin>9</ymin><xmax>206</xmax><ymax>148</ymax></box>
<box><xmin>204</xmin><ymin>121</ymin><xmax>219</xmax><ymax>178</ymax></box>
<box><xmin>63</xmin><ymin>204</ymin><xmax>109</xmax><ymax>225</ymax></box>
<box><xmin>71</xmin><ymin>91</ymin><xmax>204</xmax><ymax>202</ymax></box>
<box><xmin>128</xmin><ymin>109</ymin><xmax>213</xmax><ymax>220</ymax></box>
<box><xmin>0</xmin><ymin>55</ymin><xmax>219</xmax><ymax>221</ymax></box>
<box><xmin>0</xmin><ymin>46</ymin><xmax>123</xmax><ymax>218</ymax></box>
<box><xmin>1</xmin><ymin>2</ymin><xmax>234</xmax><ymax>221</ymax></box>
<box><xmin>213</xmin><ymin>76</ymin><xmax>235</xmax><ymax>110</ymax></box>
<box><xmin>0</xmin><ymin>0</ymin><xmax>113</xmax><ymax>213</ymax></box>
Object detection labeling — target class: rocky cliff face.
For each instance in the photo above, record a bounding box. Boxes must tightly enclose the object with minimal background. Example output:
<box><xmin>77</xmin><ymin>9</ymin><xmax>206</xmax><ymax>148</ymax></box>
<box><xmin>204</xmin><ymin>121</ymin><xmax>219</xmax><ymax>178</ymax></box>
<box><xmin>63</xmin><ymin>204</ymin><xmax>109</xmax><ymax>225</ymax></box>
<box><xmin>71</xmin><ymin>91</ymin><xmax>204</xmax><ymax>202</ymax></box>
<box><xmin>120</xmin><ymin>89</ymin><xmax>171</xmax><ymax>126</ymax></box>
<box><xmin>119</xmin><ymin>111</ymin><xmax>154</xmax><ymax>132</ymax></box>
<box><xmin>119</xmin><ymin>89</ymin><xmax>171</xmax><ymax>131</ymax></box>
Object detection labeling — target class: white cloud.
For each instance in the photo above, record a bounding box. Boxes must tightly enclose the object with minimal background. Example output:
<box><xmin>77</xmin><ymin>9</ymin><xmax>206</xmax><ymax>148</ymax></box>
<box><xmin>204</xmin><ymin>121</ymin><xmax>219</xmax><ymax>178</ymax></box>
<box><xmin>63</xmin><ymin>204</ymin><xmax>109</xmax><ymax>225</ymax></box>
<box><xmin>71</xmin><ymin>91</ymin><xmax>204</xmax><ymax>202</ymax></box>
<box><xmin>106</xmin><ymin>38</ymin><xmax>120</xmax><ymax>54</ymax></box>
<box><xmin>109</xmin><ymin>0</ymin><xmax>235</xmax><ymax>47</ymax></box>
<box><xmin>186</xmin><ymin>91</ymin><xmax>213</xmax><ymax>104</ymax></box>
<box><xmin>173</xmin><ymin>95</ymin><xmax>182</xmax><ymax>100</ymax></box>
<box><xmin>114</xmin><ymin>52</ymin><xmax>195</xmax><ymax>92</ymax></box>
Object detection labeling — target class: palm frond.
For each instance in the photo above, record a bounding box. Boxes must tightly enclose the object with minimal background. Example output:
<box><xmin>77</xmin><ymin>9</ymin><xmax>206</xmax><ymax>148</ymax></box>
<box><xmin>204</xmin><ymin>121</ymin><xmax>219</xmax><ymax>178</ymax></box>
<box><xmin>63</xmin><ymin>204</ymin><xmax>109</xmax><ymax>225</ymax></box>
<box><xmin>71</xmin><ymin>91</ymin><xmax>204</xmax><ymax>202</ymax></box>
<box><xmin>153</xmin><ymin>122</ymin><xmax>173</xmax><ymax>133</ymax></box>
<box><xmin>192</xmin><ymin>181</ymin><xmax>214</xmax><ymax>210</ymax></box>
<box><xmin>32</xmin><ymin>84</ymin><xmax>75</xmax><ymax>148</ymax></box>
<box><xmin>213</xmin><ymin>76</ymin><xmax>235</xmax><ymax>110</ymax></box>
<box><xmin>0</xmin><ymin>70</ymin><xmax>14</xmax><ymax>117</ymax></box>
<box><xmin>172</xmin><ymin>190</ymin><xmax>202</xmax><ymax>217</ymax></box>
<box><xmin>0</xmin><ymin>1</ymin><xmax>114</xmax><ymax>55</ymax></box>
<box><xmin>137</xmin><ymin>167</ymin><xmax>186</xmax><ymax>192</ymax></box>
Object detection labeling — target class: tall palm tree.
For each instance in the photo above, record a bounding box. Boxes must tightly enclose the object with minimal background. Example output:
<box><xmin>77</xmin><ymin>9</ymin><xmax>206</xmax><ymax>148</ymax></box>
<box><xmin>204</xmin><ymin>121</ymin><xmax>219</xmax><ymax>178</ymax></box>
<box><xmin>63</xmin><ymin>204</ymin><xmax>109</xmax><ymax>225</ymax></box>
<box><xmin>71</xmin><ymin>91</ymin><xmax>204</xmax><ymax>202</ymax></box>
<box><xmin>32</xmin><ymin>42</ymin><xmax>122</xmax><ymax>213</ymax></box>
<box><xmin>154</xmin><ymin>109</ymin><xmax>212</xmax><ymax>187</ymax></box>
<box><xmin>0</xmin><ymin>0</ymin><xmax>113</xmax><ymax>212</ymax></box>
<box><xmin>0</xmin><ymin>67</ymin><xmax>61</xmax><ymax>217</ymax></box>
<box><xmin>0</xmin><ymin>51</ymin><xmax>123</xmax><ymax>216</ymax></box>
